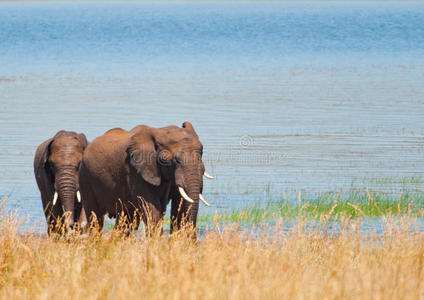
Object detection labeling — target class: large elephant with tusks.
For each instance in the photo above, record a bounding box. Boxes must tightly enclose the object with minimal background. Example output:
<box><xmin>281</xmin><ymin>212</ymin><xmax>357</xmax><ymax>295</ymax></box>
<box><xmin>79</xmin><ymin>122</ymin><xmax>212</xmax><ymax>234</ymax></box>
<box><xmin>34</xmin><ymin>130</ymin><xmax>88</xmax><ymax>234</ymax></box>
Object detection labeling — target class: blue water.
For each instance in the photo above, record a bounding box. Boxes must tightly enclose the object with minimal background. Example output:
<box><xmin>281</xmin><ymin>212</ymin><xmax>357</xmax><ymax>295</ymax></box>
<box><xmin>1</xmin><ymin>2</ymin><xmax>424</xmax><ymax>75</ymax></box>
<box><xmin>0</xmin><ymin>2</ymin><xmax>423</xmax><ymax>230</ymax></box>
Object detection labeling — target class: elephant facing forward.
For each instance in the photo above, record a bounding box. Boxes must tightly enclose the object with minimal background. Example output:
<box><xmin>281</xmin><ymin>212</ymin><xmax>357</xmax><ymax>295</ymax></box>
<box><xmin>79</xmin><ymin>122</ymin><xmax>212</xmax><ymax>234</ymax></box>
<box><xmin>34</xmin><ymin>130</ymin><xmax>88</xmax><ymax>234</ymax></box>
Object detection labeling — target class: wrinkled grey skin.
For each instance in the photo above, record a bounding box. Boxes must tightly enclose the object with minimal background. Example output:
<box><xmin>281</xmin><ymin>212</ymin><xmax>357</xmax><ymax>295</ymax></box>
<box><xmin>34</xmin><ymin>130</ymin><xmax>88</xmax><ymax>234</ymax></box>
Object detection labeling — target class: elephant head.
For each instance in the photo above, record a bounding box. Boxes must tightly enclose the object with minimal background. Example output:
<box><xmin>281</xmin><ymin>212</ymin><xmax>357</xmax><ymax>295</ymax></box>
<box><xmin>127</xmin><ymin>122</ymin><xmax>211</xmax><ymax>228</ymax></box>
<box><xmin>34</xmin><ymin>130</ymin><xmax>88</xmax><ymax>231</ymax></box>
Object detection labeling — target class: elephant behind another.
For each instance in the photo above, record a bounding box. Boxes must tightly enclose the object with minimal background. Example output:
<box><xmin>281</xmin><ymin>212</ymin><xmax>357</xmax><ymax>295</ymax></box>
<box><xmin>34</xmin><ymin>130</ymin><xmax>88</xmax><ymax>234</ymax></box>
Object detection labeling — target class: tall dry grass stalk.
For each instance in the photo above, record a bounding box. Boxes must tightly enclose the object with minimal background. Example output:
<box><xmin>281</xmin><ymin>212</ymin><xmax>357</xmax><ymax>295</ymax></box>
<box><xmin>1</xmin><ymin>210</ymin><xmax>424</xmax><ymax>299</ymax></box>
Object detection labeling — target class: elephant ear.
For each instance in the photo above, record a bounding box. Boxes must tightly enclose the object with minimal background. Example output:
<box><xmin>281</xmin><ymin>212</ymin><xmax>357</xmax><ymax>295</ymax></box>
<box><xmin>33</xmin><ymin>138</ymin><xmax>54</xmax><ymax>181</ymax></box>
<box><xmin>77</xmin><ymin>133</ymin><xmax>88</xmax><ymax>150</ymax></box>
<box><xmin>127</xmin><ymin>128</ymin><xmax>161</xmax><ymax>186</ymax></box>
<box><xmin>182</xmin><ymin>121</ymin><xmax>198</xmax><ymax>137</ymax></box>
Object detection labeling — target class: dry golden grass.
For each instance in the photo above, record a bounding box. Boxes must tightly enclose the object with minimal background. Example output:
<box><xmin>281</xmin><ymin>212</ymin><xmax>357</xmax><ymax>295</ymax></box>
<box><xmin>1</xmin><ymin>211</ymin><xmax>424</xmax><ymax>300</ymax></box>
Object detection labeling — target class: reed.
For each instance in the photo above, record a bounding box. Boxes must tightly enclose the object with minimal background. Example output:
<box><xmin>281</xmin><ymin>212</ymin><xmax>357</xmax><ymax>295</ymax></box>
<box><xmin>1</xmin><ymin>203</ymin><xmax>424</xmax><ymax>299</ymax></box>
<box><xmin>198</xmin><ymin>190</ymin><xmax>424</xmax><ymax>224</ymax></box>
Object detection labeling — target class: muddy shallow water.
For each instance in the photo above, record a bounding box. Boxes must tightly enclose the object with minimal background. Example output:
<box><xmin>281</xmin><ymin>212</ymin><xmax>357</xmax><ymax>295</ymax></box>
<box><xmin>0</xmin><ymin>2</ymin><xmax>423</xmax><ymax>228</ymax></box>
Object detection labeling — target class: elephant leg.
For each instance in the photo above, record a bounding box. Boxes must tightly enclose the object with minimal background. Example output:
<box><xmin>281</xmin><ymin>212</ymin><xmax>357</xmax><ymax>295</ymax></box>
<box><xmin>170</xmin><ymin>196</ymin><xmax>185</xmax><ymax>233</ymax></box>
<box><xmin>170</xmin><ymin>196</ymin><xmax>198</xmax><ymax>240</ymax></box>
<box><xmin>81</xmin><ymin>185</ymin><xmax>104</xmax><ymax>232</ymax></box>
<box><xmin>169</xmin><ymin>185</ymin><xmax>197</xmax><ymax>234</ymax></box>
<box><xmin>45</xmin><ymin>209</ymin><xmax>59</xmax><ymax>235</ymax></box>
<box><xmin>137</xmin><ymin>198</ymin><xmax>162</xmax><ymax>236</ymax></box>
<box><xmin>44</xmin><ymin>209</ymin><xmax>58</xmax><ymax>235</ymax></box>
<box><xmin>42</xmin><ymin>199</ymin><xmax>55</xmax><ymax>234</ymax></box>
<box><xmin>41</xmin><ymin>190</ymin><xmax>63</xmax><ymax>235</ymax></box>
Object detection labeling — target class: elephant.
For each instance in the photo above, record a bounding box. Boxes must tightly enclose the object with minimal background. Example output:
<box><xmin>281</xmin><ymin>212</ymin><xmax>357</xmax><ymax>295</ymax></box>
<box><xmin>79</xmin><ymin>122</ymin><xmax>213</xmax><ymax>235</ymax></box>
<box><xmin>34</xmin><ymin>130</ymin><xmax>88</xmax><ymax>234</ymax></box>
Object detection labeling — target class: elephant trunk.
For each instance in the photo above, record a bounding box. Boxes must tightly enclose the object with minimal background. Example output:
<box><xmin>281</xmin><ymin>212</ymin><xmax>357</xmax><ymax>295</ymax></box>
<box><xmin>55</xmin><ymin>168</ymin><xmax>78</xmax><ymax>229</ymax></box>
<box><xmin>182</xmin><ymin>172</ymin><xmax>201</xmax><ymax>228</ymax></box>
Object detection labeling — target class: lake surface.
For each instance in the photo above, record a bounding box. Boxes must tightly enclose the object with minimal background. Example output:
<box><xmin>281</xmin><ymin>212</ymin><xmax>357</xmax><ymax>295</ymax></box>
<box><xmin>0</xmin><ymin>1</ymin><xmax>423</xmax><ymax>227</ymax></box>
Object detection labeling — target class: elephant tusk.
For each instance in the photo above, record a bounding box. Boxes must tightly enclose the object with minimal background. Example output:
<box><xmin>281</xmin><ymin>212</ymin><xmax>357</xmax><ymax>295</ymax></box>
<box><xmin>199</xmin><ymin>194</ymin><xmax>210</xmax><ymax>207</ymax></box>
<box><xmin>53</xmin><ymin>191</ymin><xmax>58</xmax><ymax>206</ymax></box>
<box><xmin>76</xmin><ymin>190</ymin><xmax>81</xmax><ymax>203</ymax></box>
<box><xmin>203</xmin><ymin>172</ymin><xmax>214</xmax><ymax>179</ymax></box>
<box><xmin>178</xmin><ymin>187</ymin><xmax>194</xmax><ymax>203</ymax></box>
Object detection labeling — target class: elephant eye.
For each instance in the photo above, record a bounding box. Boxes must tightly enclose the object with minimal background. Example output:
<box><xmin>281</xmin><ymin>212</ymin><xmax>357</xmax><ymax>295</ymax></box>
<box><xmin>48</xmin><ymin>162</ymin><xmax>56</xmax><ymax>171</ymax></box>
